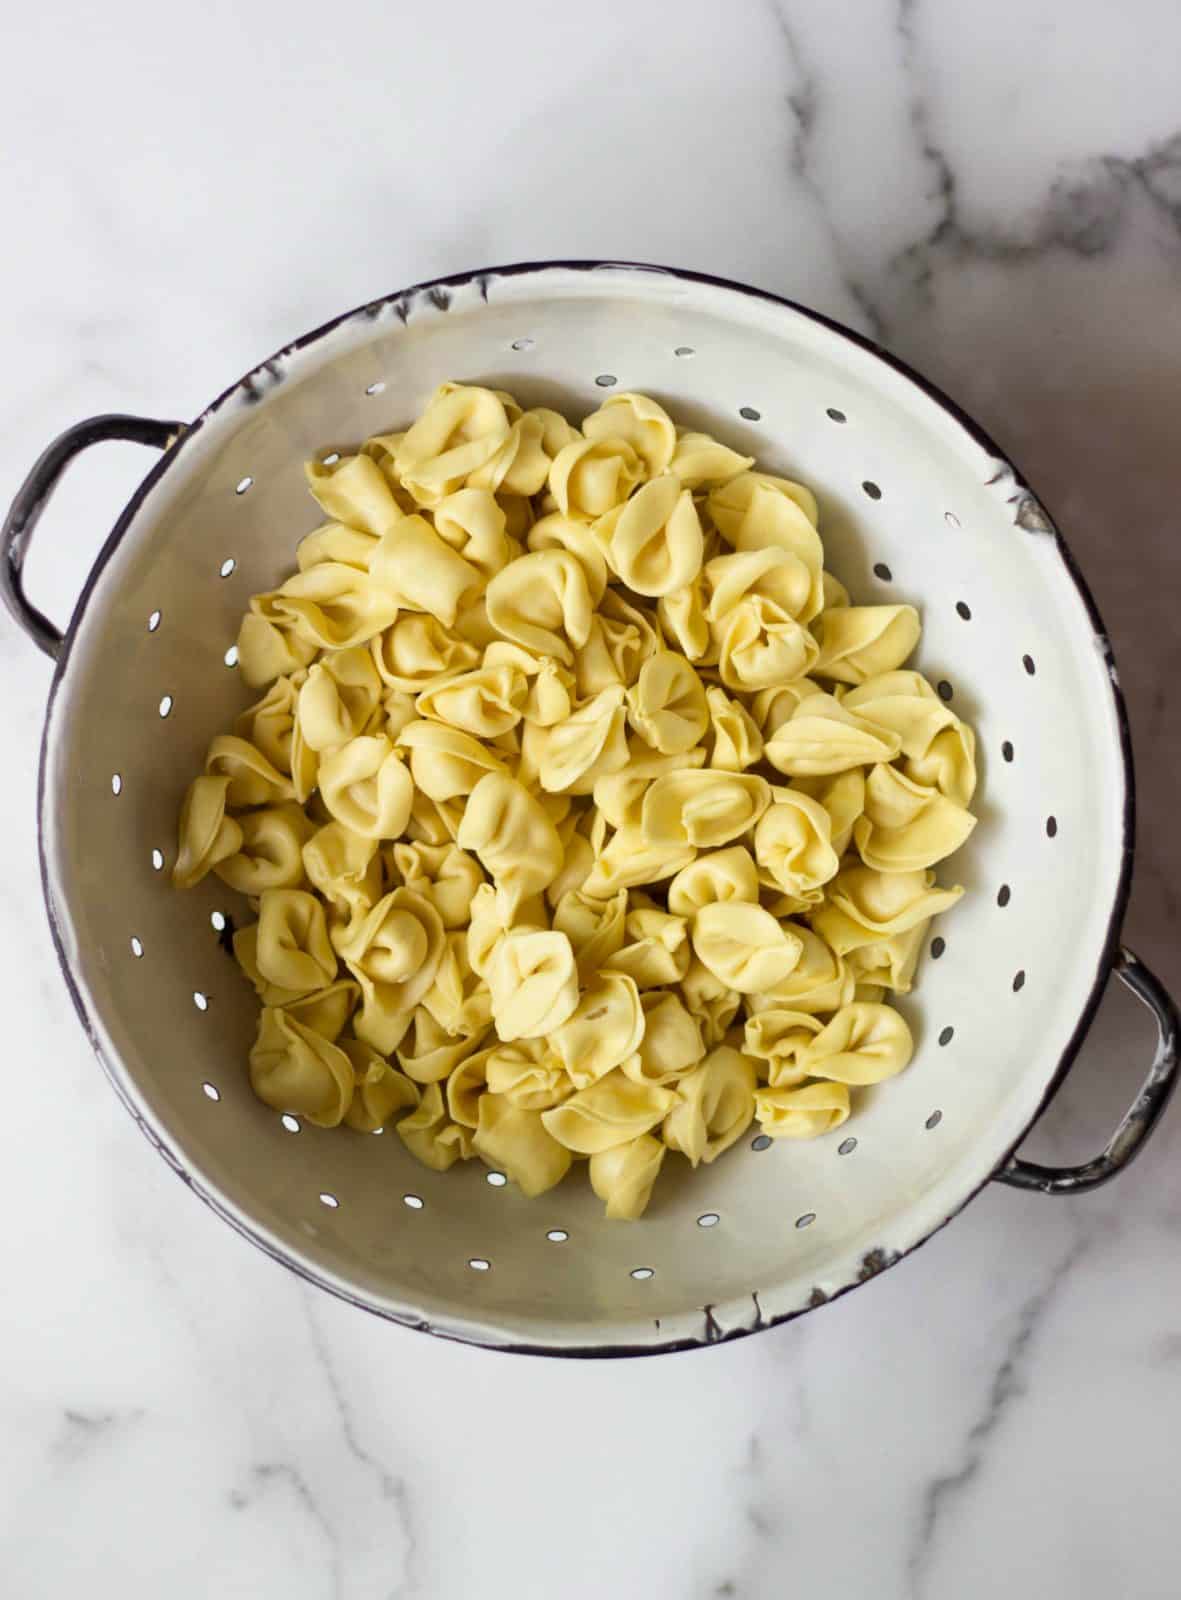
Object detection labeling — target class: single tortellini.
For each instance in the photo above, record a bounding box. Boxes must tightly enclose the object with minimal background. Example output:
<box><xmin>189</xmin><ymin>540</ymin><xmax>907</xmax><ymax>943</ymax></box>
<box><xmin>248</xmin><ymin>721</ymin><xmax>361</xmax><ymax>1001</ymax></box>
<box><xmin>791</xmin><ymin>768</ymin><xmax>866</xmax><ymax>856</ymax></box>
<box><xmin>641</xmin><ymin>769</ymin><xmax>771</xmax><ymax>849</ymax></box>
<box><xmin>549</xmin><ymin>434</ymin><xmax>643</xmax><ymax>519</ymax></box>
<box><xmin>657</xmin><ymin>578</ymin><xmax>712</xmax><ymax>663</ymax></box>
<box><xmin>541</xmin><ymin>1069</ymin><xmax>676</xmax><ymax>1155</ymax></box>
<box><xmin>811</xmin><ymin>864</ymin><xmax>963</xmax><ymax>958</ymax></box>
<box><xmin>236</xmin><ymin>603</ymin><xmax>319</xmax><ymax>689</ymax></box>
<box><xmin>746</xmin><ymin>926</ymin><xmax>852</xmax><ymax>1016</ymax></box>
<box><xmin>369</xmin><ymin>514</ymin><xmax>485</xmax><ymax>628</ymax></box>
<box><xmin>319</xmin><ymin>735</ymin><xmax>413</xmax><ymax>840</ymax></box>
<box><xmin>339</xmin><ymin>1038</ymin><xmax>420</xmax><ymax>1132</ymax></box>
<box><xmin>397</xmin><ymin>1081</ymin><xmax>474</xmax><ymax>1170</ymax></box>
<box><xmin>485</xmin><ymin>549</ymin><xmax>593</xmax><ymax>665</ymax></box>
<box><xmin>589</xmin><ymin>1134</ymin><xmax>667</xmax><ymax>1220</ymax></box>
<box><xmin>389</xmin><ymin>840</ymin><xmax>485</xmax><ymax>929</ymax></box>
<box><xmin>573</xmin><ymin>588</ymin><xmax>661</xmax><ymax>695</ymax></box>
<box><xmin>301</xmin><ymin>822</ymin><xmax>381</xmax><ymax>920</ymax></box>
<box><xmin>669</xmin><ymin>430</ymin><xmax>754</xmax><ymax>489</ymax></box>
<box><xmin>752</xmin><ymin>789</ymin><xmax>839</xmax><ymax>904</ymax></box>
<box><xmin>253</xmin><ymin>888</ymin><xmax>337</xmax><ymax>997</ymax></box>
<box><xmin>754</xmin><ymin>1081</ymin><xmax>850</xmax><ymax>1140</ymax></box>
<box><xmin>333</xmin><ymin>887</ymin><xmax>446</xmax><ymax>1053</ymax></box>
<box><xmin>814</xmin><ymin>604</ymin><xmax>921</xmax><ymax>684</ymax></box>
<box><xmin>532</xmin><ymin>685</ymin><xmax>630</xmax><ymax>794</ymax></box>
<box><xmin>704</xmin><ymin>686</ymin><xmax>763</xmax><ymax>771</ymax></box>
<box><xmin>763</xmin><ymin>691</ymin><xmax>902</xmax><ymax>777</ymax></box>
<box><xmin>551</xmin><ymin>971</ymin><xmax>646</xmax><ymax>1087</ymax></box>
<box><xmin>690</xmin><ymin>902</ymin><xmax>803</xmax><ymax>994</ymax></box>
<box><xmin>205</xmin><ymin>734</ymin><xmax>293</xmax><ymax>809</ymax></box>
<box><xmin>282</xmin><ymin>980</ymin><xmax>360</xmax><ymax>1044</ymax></box>
<box><xmin>667</xmin><ymin>846</ymin><xmax>760</xmax><ymax>918</ymax></box>
<box><xmin>798</xmin><ymin>1002</ymin><xmax>914</xmax><ymax>1084</ymax></box>
<box><xmin>393</xmin><ymin>383</ymin><xmax>515</xmax><ymax>507</ymax></box>
<box><xmin>679</xmin><ymin>958</ymin><xmax>742</xmax><ymax>1046</ymax></box>
<box><xmin>705</xmin><ymin>546</ymin><xmax>815</xmax><ymax>625</ymax></box>
<box><xmin>397</xmin><ymin>720</ymin><xmax>508</xmax><ymax>802</ymax></box>
<box><xmin>593</xmin><ymin>745</ymin><xmax>705</xmax><ymax>832</ymax></box>
<box><xmin>397</xmin><ymin>1007</ymin><xmax>488</xmax><ymax>1083</ymax></box>
<box><xmin>297</xmin><ymin>521</ymin><xmax>380</xmax><ymax>573</ymax></box>
<box><xmin>582</xmin><ymin>392</ymin><xmax>676</xmax><ymax>477</ymax></box>
<box><xmin>414</xmin><ymin>662</ymin><xmax>527</xmax><ymax>739</ymax></box>
<box><xmin>297</xmin><ymin>646</ymin><xmax>384</xmax><ymax>753</ymax></box>
<box><xmin>484</xmin><ymin>640</ymin><xmax>576</xmax><ymax>728</ymax></box>
<box><xmin>304</xmin><ymin>450</ymin><xmax>405</xmax><ymax>536</ymax></box>
<box><xmin>526</xmin><ymin>512</ymin><xmax>610</xmax><ymax>604</ymax></box>
<box><xmin>750</xmin><ymin>677</ymin><xmax>823</xmax><ymax>736</ymax></box>
<box><xmin>457</xmin><ymin>772</ymin><xmax>564</xmax><ymax>914</ymax></box>
<box><xmin>371</xmin><ymin>613</ymin><xmax>480</xmax><ymax>691</ymax></box>
<box><xmin>604</xmin><ymin>901</ymin><xmax>693</xmax><ymax>987</ymax></box>
<box><xmin>594</xmin><ymin>474</ymin><xmax>704</xmax><ymax>597</ymax></box>
<box><xmin>214</xmin><ymin>804</ymin><xmax>312</xmax><ymax>895</ymax></box>
<box><xmin>431</xmin><ymin>488</ymin><xmax>515</xmax><ymax>578</ymax></box>
<box><xmin>470</xmin><ymin>407</ymin><xmax>580</xmax><ymax>498</ymax></box>
<box><xmin>742</xmin><ymin>1008</ymin><xmax>823</xmax><ymax>1087</ymax></box>
<box><xmin>579</xmin><ymin>826</ymin><xmax>696</xmax><ymax>901</ymax></box>
<box><xmin>553</xmin><ymin>887</ymin><xmax>629</xmax><ymax>976</ymax></box>
<box><xmin>852</xmin><ymin>762</ymin><xmax>976</xmax><ymax>872</ymax></box>
<box><xmin>249</xmin><ymin>1008</ymin><xmax>354</xmax><ymax>1127</ymax></box>
<box><xmin>708</xmin><ymin>472</ymin><xmax>824</xmax><ymax>620</ymax></box>
<box><xmin>483</xmin><ymin>1038</ymin><xmax>571</xmax><ymax>1111</ymax></box>
<box><xmin>487</xmin><ymin>928</ymin><xmax>580</xmax><ymax>1040</ymax></box>
<box><xmin>473</xmin><ymin>1097</ymin><xmax>573</xmax><ymax>1197</ymax></box>
<box><xmin>172</xmin><ymin>775</ymin><xmax>243</xmax><ymax>888</ymax></box>
<box><xmin>662</xmin><ymin>1046</ymin><xmax>757</xmax><ymax>1167</ymax></box>
<box><xmin>234</xmin><ymin>674</ymin><xmax>310</xmax><ymax>785</ymax></box>
<box><xmin>626</xmin><ymin>990</ymin><xmax>705</xmax><ymax>1085</ymax></box>
<box><xmin>713</xmin><ymin>596</ymin><xmax>820</xmax><ymax>691</ymax></box>
<box><xmin>266</xmin><ymin>563</ymin><xmax>400</xmax><ymax>651</ymax></box>
<box><xmin>421</xmin><ymin>930</ymin><xmax>494</xmax><ymax>1038</ymax></box>
<box><xmin>625</xmin><ymin>650</ymin><xmax>709</xmax><ymax>754</ymax></box>
<box><xmin>844</xmin><ymin>672</ymin><xmax>977</xmax><ymax>806</ymax></box>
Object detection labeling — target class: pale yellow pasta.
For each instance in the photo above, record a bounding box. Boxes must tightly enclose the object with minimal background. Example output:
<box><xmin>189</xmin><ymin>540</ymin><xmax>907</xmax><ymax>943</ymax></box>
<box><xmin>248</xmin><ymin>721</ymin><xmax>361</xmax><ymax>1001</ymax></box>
<box><xmin>319</xmin><ymin>735</ymin><xmax>413</xmax><ymax>840</ymax></box>
<box><xmin>589</xmin><ymin>1135</ymin><xmax>667</xmax><ymax>1220</ymax></box>
<box><xmin>176</xmin><ymin>382</ymin><xmax>977</xmax><ymax>1220</ymax></box>
<box><xmin>662</xmin><ymin>1046</ymin><xmax>757</xmax><ymax>1167</ymax></box>
<box><xmin>456</xmin><ymin>771</ymin><xmax>563</xmax><ymax>914</ymax></box>
<box><xmin>173</xmin><ymin>775</ymin><xmax>243</xmax><ymax>888</ymax></box>
<box><xmin>551</xmin><ymin>971</ymin><xmax>645</xmax><ymax>1087</ymax></box>
<box><xmin>594</xmin><ymin>473</ymin><xmax>704</xmax><ymax>597</ymax></box>
<box><xmin>473</xmin><ymin>1097</ymin><xmax>573</xmax><ymax>1196</ymax></box>
<box><xmin>487</xmin><ymin>928</ymin><xmax>579</xmax><ymax>1040</ymax></box>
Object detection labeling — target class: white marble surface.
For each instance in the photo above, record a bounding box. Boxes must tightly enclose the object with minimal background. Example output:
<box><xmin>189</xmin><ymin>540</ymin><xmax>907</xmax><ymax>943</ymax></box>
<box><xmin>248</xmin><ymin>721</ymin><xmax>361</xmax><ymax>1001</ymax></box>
<box><xmin>3</xmin><ymin>1</ymin><xmax>1180</xmax><ymax>1595</ymax></box>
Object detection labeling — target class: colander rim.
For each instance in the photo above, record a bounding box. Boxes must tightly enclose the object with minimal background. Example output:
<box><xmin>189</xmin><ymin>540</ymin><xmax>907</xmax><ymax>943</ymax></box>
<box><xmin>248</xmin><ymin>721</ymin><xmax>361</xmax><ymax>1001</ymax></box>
<box><xmin>35</xmin><ymin>259</ymin><xmax>1135</xmax><ymax>1356</ymax></box>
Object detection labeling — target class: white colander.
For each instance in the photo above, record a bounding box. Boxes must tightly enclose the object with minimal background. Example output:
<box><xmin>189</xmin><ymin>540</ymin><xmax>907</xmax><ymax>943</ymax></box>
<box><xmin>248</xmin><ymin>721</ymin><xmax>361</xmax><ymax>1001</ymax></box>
<box><xmin>5</xmin><ymin>262</ymin><xmax>1177</xmax><ymax>1356</ymax></box>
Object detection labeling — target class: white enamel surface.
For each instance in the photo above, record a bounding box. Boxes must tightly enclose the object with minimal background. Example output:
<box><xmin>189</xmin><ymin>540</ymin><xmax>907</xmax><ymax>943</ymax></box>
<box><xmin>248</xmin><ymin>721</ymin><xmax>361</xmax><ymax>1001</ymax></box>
<box><xmin>40</xmin><ymin>265</ymin><xmax>1125</xmax><ymax>1350</ymax></box>
<box><xmin>5</xmin><ymin>5</ymin><xmax>1181</xmax><ymax>1595</ymax></box>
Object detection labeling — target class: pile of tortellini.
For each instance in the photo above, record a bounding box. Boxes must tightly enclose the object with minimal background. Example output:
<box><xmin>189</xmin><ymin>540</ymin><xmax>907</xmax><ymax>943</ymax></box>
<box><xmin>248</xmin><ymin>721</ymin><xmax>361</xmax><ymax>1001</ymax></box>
<box><xmin>173</xmin><ymin>382</ymin><xmax>977</xmax><ymax>1220</ymax></box>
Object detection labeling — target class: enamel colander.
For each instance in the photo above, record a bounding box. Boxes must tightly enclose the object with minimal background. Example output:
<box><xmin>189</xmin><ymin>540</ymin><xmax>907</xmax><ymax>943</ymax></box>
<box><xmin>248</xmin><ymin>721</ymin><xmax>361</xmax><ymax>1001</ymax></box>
<box><xmin>4</xmin><ymin>262</ymin><xmax>1177</xmax><ymax>1356</ymax></box>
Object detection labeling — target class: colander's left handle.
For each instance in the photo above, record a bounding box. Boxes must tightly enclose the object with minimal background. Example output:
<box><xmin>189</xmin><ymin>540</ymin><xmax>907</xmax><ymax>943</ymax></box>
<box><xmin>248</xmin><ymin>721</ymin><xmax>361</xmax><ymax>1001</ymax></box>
<box><xmin>1</xmin><ymin>414</ymin><xmax>184</xmax><ymax>660</ymax></box>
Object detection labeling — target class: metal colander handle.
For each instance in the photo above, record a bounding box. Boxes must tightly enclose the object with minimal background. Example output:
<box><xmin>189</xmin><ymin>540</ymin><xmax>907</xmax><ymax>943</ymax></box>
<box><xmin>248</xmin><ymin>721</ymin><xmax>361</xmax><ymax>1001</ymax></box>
<box><xmin>995</xmin><ymin>946</ymin><xmax>1179</xmax><ymax>1195</ymax></box>
<box><xmin>1</xmin><ymin>414</ymin><xmax>183</xmax><ymax>660</ymax></box>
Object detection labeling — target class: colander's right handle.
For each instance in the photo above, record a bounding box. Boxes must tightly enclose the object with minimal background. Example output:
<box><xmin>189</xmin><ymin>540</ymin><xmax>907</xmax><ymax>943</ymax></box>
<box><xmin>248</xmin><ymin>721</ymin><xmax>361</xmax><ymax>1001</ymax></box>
<box><xmin>995</xmin><ymin>947</ymin><xmax>1180</xmax><ymax>1195</ymax></box>
<box><xmin>1</xmin><ymin>413</ymin><xmax>184</xmax><ymax>660</ymax></box>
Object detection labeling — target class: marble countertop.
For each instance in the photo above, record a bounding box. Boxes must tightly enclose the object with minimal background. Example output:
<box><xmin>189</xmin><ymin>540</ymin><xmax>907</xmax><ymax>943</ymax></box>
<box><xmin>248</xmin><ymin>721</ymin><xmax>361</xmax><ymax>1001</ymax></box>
<box><xmin>2</xmin><ymin>1</ymin><xmax>1180</xmax><ymax>1595</ymax></box>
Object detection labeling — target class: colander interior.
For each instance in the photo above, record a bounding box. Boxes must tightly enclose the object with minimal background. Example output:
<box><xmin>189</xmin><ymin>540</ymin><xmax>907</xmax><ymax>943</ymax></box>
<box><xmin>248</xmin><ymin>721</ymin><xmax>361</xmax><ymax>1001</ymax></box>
<box><xmin>39</xmin><ymin>265</ymin><xmax>1127</xmax><ymax>1352</ymax></box>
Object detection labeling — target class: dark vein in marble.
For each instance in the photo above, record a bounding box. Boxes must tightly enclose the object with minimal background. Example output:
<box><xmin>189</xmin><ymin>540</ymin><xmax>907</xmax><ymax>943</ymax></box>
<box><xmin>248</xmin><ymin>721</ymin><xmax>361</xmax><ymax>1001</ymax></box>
<box><xmin>304</xmin><ymin>1295</ymin><xmax>419</xmax><ymax>1598</ymax></box>
<box><xmin>53</xmin><ymin>1405</ymin><xmax>145</xmax><ymax>1464</ymax></box>
<box><xmin>906</xmin><ymin>1238</ymin><xmax>1086</xmax><ymax>1598</ymax></box>
<box><xmin>230</xmin><ymin>1461</ymin><xmax>342</xmax><ymax>1598</ymax></box>
<box><xmin>892</xmin><ymin>0</ymin><xmax>1181</xmax><ymax>315</ymax></box>
<box><xmin>763</xmin><ymin>0</ymin><xmax>888</xmax><ymax>342</ymax></box>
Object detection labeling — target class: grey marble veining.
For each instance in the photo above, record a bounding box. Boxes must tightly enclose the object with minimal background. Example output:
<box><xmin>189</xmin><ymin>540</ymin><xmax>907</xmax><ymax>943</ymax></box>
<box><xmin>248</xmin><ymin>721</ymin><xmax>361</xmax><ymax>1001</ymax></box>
<box><xmin>1</xmin><ymin>1</ymin><xmax>1179</xmax><ymax>1596</ymax></box>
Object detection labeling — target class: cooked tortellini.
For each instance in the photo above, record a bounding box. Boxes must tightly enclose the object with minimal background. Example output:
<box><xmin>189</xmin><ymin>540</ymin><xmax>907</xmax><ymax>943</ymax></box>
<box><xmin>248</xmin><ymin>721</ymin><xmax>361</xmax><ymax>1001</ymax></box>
<box><xmin>175</xmin><ymin>382</ymin><xmax>977</xmax><ymax>1217</ymax></box>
